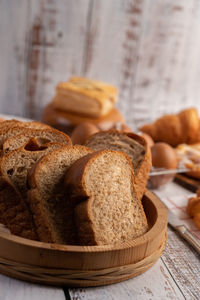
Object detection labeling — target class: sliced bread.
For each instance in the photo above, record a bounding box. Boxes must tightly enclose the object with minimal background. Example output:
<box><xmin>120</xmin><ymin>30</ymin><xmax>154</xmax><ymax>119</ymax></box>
<box><xmin>0</xmin><ymin>142</ymin><xmax>65</xmax><ymax>239</ymax></box>
<box><xmin>85</xmin><ymin>130</ymin><xmax>152</xmax><ymax>200</ymax></box>
<box><xmin>65</xmin><ymin>150</ymin><xmax>148</xmax><ymax>246</ymax></box>
<box><xmin>0</xmin><ymin>121</ymin><xmax>51</xmax><ymax>149</ymax></box>
<box><xmin>27</xmin><ymin>145</ymin><xmax>93</xmax><ymax>244</ymax></box>
<box><xmin>3</xmin><ymin>127</ymin><xmax>72</xmax><ymax>153</ymax></box>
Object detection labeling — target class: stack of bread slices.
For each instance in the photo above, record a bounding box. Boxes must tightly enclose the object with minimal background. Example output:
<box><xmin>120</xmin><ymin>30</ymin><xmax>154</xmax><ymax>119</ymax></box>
<box><xmin>0</xmin><ymin>120</ymin><xmax>151</xmax><ymax>246</ymax></box>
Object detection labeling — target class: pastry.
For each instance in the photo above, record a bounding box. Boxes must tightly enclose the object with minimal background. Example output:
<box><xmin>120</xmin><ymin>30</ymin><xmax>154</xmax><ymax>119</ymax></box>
<box><xmin>140</xmin><ymin>108</ymin><xmax>200</xmax><ymax>147</ymax></box>
<box><xmin>52</xmin><ymin>77</ymin><xmax>118</xmax><ymax>118</ymax></box>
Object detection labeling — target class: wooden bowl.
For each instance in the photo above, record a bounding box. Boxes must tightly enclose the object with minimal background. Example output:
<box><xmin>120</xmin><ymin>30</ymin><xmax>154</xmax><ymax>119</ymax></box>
<box><xmin>0</xmin><ymin>190</ymin><xmax>167</xmax><ymax>287</ymax></box>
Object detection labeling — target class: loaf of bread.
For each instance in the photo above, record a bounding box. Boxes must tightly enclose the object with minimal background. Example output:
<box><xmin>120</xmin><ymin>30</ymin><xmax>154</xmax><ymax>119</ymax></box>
<box><xmin>27</xmin><ymin>145</ymin><xmax>93</xmax><ymax>244</ymax></box>
<box><xmin>65</xmin><ymin>150</ymin><xmax>148</xmax><ymax>245</ymax></box>
<box><xmin>85</xmin><ymin>130</ymin><xmax>152</xmax><ymax>200</ymax></box>
<box><xmin>140</xmin><ymin>108</ymin><xmax>200</xmax><ymax>147</ymax></box>
<box><xmin>52</xmin><ymin>77</ymin><xmax>118</xmax><ymax>118</ymax></box>
<box><xmin>0</xmin><ymin>142</ymin><xmax>66</xmax><ymax>239</ymax></box>
<box><xmin>0</xmin><ymin>119</ymin><xmax>149</xmax><ymax>246</ymax></box>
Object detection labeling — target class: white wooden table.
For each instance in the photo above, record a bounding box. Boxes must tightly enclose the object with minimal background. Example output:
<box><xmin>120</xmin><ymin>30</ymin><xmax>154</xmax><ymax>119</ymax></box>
<box><xmin>1</xmin><ymin>181</ymin><xmax>199</xmax><ymax>300</ymax></box>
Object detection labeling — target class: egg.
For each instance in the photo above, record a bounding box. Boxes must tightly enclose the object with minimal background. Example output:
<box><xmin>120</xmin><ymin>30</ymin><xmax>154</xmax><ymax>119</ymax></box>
<box><xmin>141</xmin><ymin>132</ymin><xmax>154</xmax><ymax>148</ymax></box>
<box><xmin>149</xmin><ymin>142</ymin><xmax>178</xmax><ymax>188</ymax></box>
<box><xmin>151</xmin><ymin>142</ymin><xmax>177</xmax><ymax>169</ymax></box>
<box><xmin>71</xmin><ymin>122</ymin><xmax>99</xmax><ymax>145</ymax></box>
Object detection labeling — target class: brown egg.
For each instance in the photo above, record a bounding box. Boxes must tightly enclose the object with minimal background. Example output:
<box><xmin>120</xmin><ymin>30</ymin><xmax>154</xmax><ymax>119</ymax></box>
<box><xmin>149</xmin><ymin>142</ymin><xmax>178</xmax><ymax>188</ymax></box>
<box><xmin>71</xmin><ymin>122</ymin><xmax>99</xmax><ymax>145</ymax></box>
<box><xmin>151</xmin><ymin>142</ymin><xmax>177</xmax><ymax>169</ymax></box>
<box><xmin>141</xmin><ymin>132</ymin><xmax>154</xmax><ymax>148</ymax></box>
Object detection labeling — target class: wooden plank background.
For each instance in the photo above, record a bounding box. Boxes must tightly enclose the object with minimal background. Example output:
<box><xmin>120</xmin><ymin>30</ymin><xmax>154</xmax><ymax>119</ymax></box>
<box><xmin>1</xmin><ymin>0</ymin><xmax>200</xmax><ymax>130</ymax></box>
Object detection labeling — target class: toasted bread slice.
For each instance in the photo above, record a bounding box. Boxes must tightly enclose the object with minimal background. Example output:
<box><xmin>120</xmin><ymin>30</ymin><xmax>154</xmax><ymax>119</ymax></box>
<box><xmin>0</xmin><ymin>142</ymin><xmax>65</xmax><ymax>239</ymax></box>
<box><xmin>0</xmin><ymin>120</ymin><xmax>51</xmax><ymax>148</ymax></box>
<box><xmin>65</xmin><ymin>150</ymin><xmax>148</xmax><ymax>245</ymax></box>
<box><xmin>28</xmin><ymin>145</ymin><xmax>93</xmax><ymax>244</ymax></box>
<box><xmin>85</xmin><ymin>131</ymin><xmax>152</xmax><ymax>200</ymax></box>
<box><xmin>3</xmin><ymin>127</ymin><xmax>71</xmax><ymax>153</ymax></box>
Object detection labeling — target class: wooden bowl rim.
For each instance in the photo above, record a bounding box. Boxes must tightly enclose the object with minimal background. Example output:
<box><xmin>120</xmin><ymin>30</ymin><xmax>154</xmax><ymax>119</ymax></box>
<box><xmin>0</xmin><ymin>190</ymin><xmax>167</xmax><ymax>253</ymax></box>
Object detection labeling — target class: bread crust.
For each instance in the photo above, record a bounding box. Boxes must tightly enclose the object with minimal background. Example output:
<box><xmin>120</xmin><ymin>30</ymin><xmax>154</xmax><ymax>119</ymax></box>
<box><xmin>65</xmin><ymin>150</ymin><xmax>148</xmax><ymax>245</ymax></box>
<box><xmin>85</xmin><ymin>130</ymin><xmax>152</xmax><ymax>201</ymax></box>
<box><xmin>27</xmin><ymin>145</ymin><xmax>93</xmax><ymax>244</ymax></box>
<box><xmin>126</xmin><ymin>132</ymin><xmax>152</xmax><ymax>201</ymax></box>
<box><xmin>0</xmin><ymin>142</ymin><xmax>66</xmax><ymax>239</ymax></box>
<box><xmin>2</xmin><ymin>127</ymin><xmax>72</xmax><ymax>153</ymax></box>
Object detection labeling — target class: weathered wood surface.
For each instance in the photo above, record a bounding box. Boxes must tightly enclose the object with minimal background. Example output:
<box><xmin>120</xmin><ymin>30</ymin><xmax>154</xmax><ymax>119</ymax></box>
<box><xmin>1</xmin><ymin>0</ymin><xmax>200</xmax><ymax>128</ymax></box>
<box><xmin>0</xmin><ymin>274</ymin><xmax>65</xmax><ymax>300</ymax></box>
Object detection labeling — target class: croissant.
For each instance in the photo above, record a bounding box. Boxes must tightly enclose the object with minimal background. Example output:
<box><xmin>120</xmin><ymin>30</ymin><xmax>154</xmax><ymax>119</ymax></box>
<box><xmin>140</xmin><ymin>108</ymin><xmax>200</xmax><ymax>147</ymax></box>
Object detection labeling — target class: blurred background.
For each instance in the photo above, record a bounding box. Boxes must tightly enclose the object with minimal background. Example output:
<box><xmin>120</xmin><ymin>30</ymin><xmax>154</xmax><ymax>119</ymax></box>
<box><xmin>1</xmin><ymin>0</ymin><xmax>200</xmax><ymax>130</ymax></box>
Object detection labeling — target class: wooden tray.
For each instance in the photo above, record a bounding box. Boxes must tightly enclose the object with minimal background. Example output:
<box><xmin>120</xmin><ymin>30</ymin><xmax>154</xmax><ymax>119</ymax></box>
<box><xmin>0</xmin><ymin>190</ymin><xmax>167</xmax><ymax>287</ymax></box>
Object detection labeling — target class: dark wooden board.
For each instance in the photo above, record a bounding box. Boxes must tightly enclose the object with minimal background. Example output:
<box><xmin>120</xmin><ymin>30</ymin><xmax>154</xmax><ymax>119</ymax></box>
<box><xmin>174</xmin><ymin>174</ymin><xmax>200</xmax><ymax>193</ymax></box>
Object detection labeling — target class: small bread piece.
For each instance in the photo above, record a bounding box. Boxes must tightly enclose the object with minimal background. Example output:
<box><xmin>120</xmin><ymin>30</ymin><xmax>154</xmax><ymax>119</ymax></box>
<box><xmin>140</xmin><ymin>108</ymin><xmax>200</xmax><ymax>147</ymax></box>
<box><xmin>65</xmin><ymin>150</ymin><xmax>148</xmax><ymax>246</ymax></box>
<box><xmin>0</xmin><ymin>142</ymin><xmax>66</xmax><ymax>239</ymax></box>
<box><xmin>3</xmin><ymin>127</ymin><xmax>72</xmax><ymax>153</ymax></box>
<box><xmin>52</xmin><ymin>77</ymin><xmax>118</xmax><ymax>118</ymax></box>
<box><xmin>28</xmin><ymin>145</ymin><xmax>93</xmax><ymax>244</ymax></box>
<box><xmin>85</xmin><ymin>131</ymin><xmax>152</xmax><ymax>200</ymax></box>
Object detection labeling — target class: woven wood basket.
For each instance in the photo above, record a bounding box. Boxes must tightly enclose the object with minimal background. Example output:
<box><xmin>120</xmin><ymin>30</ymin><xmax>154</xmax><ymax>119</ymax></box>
<box><xmin>0</xmin><ymin>190</ymin><xmax>167</xmax><ymax>287</ymax></box>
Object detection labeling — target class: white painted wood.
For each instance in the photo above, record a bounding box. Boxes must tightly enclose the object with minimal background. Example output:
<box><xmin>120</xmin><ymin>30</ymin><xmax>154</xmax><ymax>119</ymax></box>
<box><xmin>69</xmin><ymin>259</ymin><xmax>184</xmax><ymax>300</ymax></box>
<box><xmin>1</xmin><ymin>0</ymin><xmax>200</xmax><ymax>129</ymax></box>
<box><xmin>82</xmin><ymin>0</ymin><xmax>144</xmax><ymax>129</ymax></box>
<box><xmin>25</xmin><ymin>0</ymin><xmax>91</xmax><ymax>118</ymax></box>
<box><xmin>0</xmin><ymin>274</ymin><xmax>65</xmax><ymax>300</ymax></box>
<box><xmin>132</xmin><ymin>0</ymin><xmax>200</xmax><ymax>128</ymax></box>
<box><xmin>0</xmin><ymin>0</ymin><xmax>29</xmax><ymax>116</ymax></box>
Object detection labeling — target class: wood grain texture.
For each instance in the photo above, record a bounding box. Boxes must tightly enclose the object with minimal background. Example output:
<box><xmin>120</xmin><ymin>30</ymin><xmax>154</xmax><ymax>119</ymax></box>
<box><xmin>1</xmin><ymin>0</ymin><xmax>200</xmax><ymax>129</ymax></box>
<box><xmin>0</xmin><ymin>192</ymin><xmax>167</xmax><ymax>287</ymax></box>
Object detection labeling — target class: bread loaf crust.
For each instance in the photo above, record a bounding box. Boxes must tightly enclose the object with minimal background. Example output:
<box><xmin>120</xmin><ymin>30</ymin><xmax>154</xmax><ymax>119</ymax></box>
<box><xmin>126</xmin><ymin>132</ymin><xmax>152</xmax><ymax>200</ymax></box>
<box><xmin>65</xmin><ymin>150</ymin><xmax>148</xmax><ymax>245</ymax></box>
<box><xmin>2</xmin><ymin>127</ymin><xmax>72</xmax><ymax>153</ymax></box>
<box><xmin>85</xmin><ymin>130</ymin><xmax>152</xmax><ymax>201</ymax></box>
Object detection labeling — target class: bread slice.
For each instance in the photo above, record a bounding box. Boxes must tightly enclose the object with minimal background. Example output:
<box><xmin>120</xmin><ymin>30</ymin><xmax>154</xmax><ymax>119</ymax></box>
<box><xmin>65</xmin><ymin>150</ymin><xmax>148</xmax><ymax>246</ymax></box>
<box><xmin>3</xmin><ymin>127</ymin><xmax>72</xmax><ymax>153</ymax></box>
<box><xmin>0</xmin><ymin>142</ymin><xmax>65</xmax><ymax>239</ymax></box>
<box><xmin>27</xmin><ymin>145</ymin><xmax>93</xmax><ymax>244</ymax></box>
<box><xmin>85</xmin><ymin>131</ymin><xmax>152</xmax><ymax>200</ymax></box>
<box><xmin>0</xmin><ymin>121</ymin><xmax>51</xmax><ymax>148</ymax></box>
